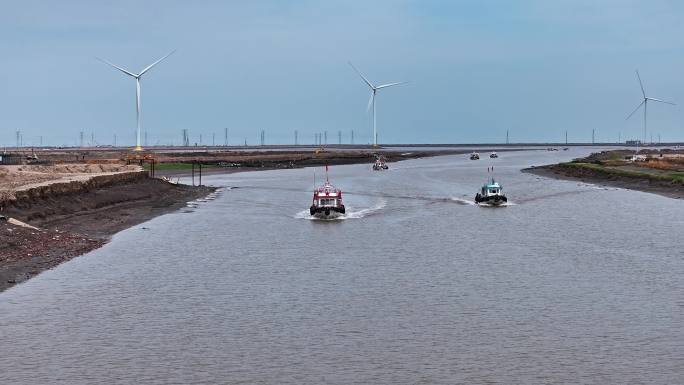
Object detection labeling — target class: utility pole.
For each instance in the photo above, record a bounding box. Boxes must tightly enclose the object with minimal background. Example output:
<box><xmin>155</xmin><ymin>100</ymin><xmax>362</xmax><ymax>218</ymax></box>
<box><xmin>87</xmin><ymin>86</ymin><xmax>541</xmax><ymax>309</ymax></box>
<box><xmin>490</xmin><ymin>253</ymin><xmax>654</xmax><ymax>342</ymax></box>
<box><xmin>351</xmin><ymin>130</ymin><xmax>354</xmax><ymax>145</ymax></box>
<box><xmin>658</xmin><ymin>133</ymin><xmax>661</xmax><ymax>144</ymax></box>
<box><xmin>506</xmin><ymin>129</ymin><xmax>509</xmax><ymax>145</ymax></box>
<box><xmin>338</xmin><ymin>130</ymin><xmax>342</xmax><ymax>145</ymax></box>
<box><xmin>294</xmin><ymin>130</ymin><xmax>298</xmax><ymax>145</ymax></box>
<box><xmin>80</xmin><ymin>130</ymin><xmax>84</xmax><ymax>148</ymax></box>
<box><xmin>592</xmin><ymin>129</ymin><xmax>595</xmax><ymax>145</ymax></box>
<box><xmin>114</xmin><ymin>134</ymin><xmax>117</xmax><ymax>147</ymax></box>
<box><xmin>324</xmin><ymin>131</ymin><xmax>327</xmax><ymax>145</ymax></box>
<box><xmin>199</xmin><ymin>134</ymin><xmax>203</xmax><ymax>146</ymax></box>
<box><xmin>224</xmin><ymin>127</ymin><xmax>228</xmax><ymax>146</ymax></box>
<box><xmin>16</xmin><ymin>129</ymin><xmax>20</xmax><ymax>148</ymax></box>
<box><xmin>618</xmin><ymin>132</ymin><xmax>621</xmax><ymax>144</ymax></box>
<box><xmin>212</xmin><ymin>132</ymin><xmax>215</xmax><ymax>146</ymax></box>
<box><xmin>565</xmin><ymin>130</ymin><xmax>568</xmax><ymax>145</ymax></box>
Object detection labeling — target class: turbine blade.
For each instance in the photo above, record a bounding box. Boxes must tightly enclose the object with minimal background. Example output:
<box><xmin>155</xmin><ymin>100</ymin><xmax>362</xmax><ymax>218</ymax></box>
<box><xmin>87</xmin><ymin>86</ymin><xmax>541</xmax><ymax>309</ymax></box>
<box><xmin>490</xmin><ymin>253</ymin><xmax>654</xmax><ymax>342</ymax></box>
<box><xmin>367</xmin><ymin>92</ymin><xmax>375</xmax><ymax>112</ymax></box>
<box><xmin>635</xmin><ymin>70</ymin><xmax>645</xmax><ymax>98</ymax></box>
<box><xmin>96</xmin><ymin>57</ymin><xmax>137</xmax><ymax>77</ymax></box>
<box><xmin>376</xmin><ymin>81</ymin><xmax>407</xmax><ymax>89</ymax></box>
<box><xmin>625</xmin><ymin>100</ymin><xmax>645</xmax><ymax>120</ymax></box>
<box><xmin>139</xmin><ymin>50</ymin><xmax>176</xmax><ymax>76</ymax></box>
<box><xmin>647</xmin><ymin>97</ymin><xmax>676</xmax><ymax>105</ymax></box>
<box><xmin>348</xmin><ymin>61</ymin><xmax>375</xmax><ymax>89</ymax></box>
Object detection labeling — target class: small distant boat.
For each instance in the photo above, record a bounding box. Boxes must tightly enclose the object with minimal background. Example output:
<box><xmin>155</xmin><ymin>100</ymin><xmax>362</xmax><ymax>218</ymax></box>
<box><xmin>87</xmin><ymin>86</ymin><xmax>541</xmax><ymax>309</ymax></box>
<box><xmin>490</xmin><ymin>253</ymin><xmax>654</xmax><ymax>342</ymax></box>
<box><xmin>372</xmin><ymin>155</ymin><xmax>389</xmax><ymax>171</ymax></box>
<box><xmin>563</xmin><ymin>147</ymin><xmax>569</xmax><ymax>151</ymax></box>
<box><xmin>489</xmin><ymin>152</ymin><xmax>498</xmax><ymax>158</ymax></box>
<box><xmin>470</xmin><ymin>152</ymin><xmax>480</xmax><ymax>160</ymax></box>
<box><xmin>475</xmin><ymin>172</ymin><xmax>507</xmax><ymax>206</ymax></box>
<box><xmin>310</xmin><ymin>167</ymin><xmax>346</xmax><ymax>219</ymax></box>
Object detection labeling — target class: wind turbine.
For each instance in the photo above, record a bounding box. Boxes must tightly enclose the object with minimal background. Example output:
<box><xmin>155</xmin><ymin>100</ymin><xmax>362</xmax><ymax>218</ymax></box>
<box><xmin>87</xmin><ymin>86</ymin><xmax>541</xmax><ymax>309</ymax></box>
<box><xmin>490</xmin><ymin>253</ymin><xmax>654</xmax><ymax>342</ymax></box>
<box><xmin>349</xmin><ymin>62</ymin><xmax>405</xmax><ymax>146</ymax></box>
<box><xmin>97</xmin><ymin>50</ymin><xmax>176</xmax><ymax>151</ymax></box>
<box><xmin>626</xmin><ymin>70</ymin><xmax>675</xmax><ymax>145</ymax></box>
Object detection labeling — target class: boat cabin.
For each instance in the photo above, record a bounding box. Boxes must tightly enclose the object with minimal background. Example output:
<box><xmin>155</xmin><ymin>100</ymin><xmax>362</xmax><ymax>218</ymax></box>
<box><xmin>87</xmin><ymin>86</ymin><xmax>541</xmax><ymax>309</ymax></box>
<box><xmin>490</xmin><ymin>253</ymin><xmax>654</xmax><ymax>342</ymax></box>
<box><xmin>481</xmin><ymin>179</ymin><xmax>502</xmax><ymax>196</ymax></box>
<box><xmin>313</xmin><ymin>181</ymin><xmax>343</xmax><ymax>207</ymax></box>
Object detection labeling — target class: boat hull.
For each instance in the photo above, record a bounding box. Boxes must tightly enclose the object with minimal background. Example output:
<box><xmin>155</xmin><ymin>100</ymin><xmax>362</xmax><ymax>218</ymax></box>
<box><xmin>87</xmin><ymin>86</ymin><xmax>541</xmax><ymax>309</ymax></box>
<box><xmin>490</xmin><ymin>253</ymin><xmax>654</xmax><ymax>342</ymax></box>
<box><xmin>310</xmin><ymin>206</ymin><xmax>345</xmax><ymax>219</ymax></box>
<box><xmin>475</xmin><ymin>194</ymin><xmax>507</xmax><ymax>206</ymax></box>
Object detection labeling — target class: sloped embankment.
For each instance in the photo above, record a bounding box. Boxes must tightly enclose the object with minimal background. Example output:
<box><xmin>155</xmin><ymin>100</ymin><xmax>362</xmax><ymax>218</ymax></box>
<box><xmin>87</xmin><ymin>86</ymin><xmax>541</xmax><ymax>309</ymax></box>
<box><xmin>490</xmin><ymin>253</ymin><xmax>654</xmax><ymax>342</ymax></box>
<box><xmin>0</xmin><ymin>172</ymin><xmax>214</xmax><ymax>292</ymax></box>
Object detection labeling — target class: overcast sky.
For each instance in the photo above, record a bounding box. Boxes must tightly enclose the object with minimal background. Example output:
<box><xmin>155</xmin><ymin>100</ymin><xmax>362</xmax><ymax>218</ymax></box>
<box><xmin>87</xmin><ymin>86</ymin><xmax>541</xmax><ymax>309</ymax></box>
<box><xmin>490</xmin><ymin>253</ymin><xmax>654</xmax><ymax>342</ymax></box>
<box><xmin>1</xmin><ymin>0</ymin><xmax>683</xmax><ymax>146</ymax></box>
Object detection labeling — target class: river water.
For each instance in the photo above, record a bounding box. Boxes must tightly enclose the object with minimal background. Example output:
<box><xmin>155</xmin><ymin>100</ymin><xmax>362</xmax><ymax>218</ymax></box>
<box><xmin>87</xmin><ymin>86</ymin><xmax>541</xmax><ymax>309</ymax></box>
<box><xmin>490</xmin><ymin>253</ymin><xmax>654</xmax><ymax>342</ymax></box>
<box><xmin>1</xmin><ymin>148</ymin><xmax>683</xmax><ymax>384</ymax></box>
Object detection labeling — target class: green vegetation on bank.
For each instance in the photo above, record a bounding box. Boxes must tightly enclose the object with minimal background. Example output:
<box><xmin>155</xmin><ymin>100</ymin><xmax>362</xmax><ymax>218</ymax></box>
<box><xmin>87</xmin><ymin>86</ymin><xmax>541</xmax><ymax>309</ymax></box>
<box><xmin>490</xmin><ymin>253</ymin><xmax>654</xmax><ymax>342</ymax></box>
<box><xmin>558</xmin><ymin>162</ymin><xmax>684</xmax><ymax>184</ymax></box>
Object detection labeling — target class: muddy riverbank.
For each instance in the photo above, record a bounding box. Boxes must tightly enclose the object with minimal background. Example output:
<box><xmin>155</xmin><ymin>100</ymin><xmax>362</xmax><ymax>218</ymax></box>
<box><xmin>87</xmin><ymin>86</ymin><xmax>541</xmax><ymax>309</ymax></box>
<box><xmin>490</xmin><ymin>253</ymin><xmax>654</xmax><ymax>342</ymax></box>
<box><xmin>524</xmin><ymin>150</ymin><xmax>684</xmax><ymax>199</ymax></box>
<box><xmin>0</xmin><ymin>176</ymin><xmax>213</xmax><ymax>292</ymax></box>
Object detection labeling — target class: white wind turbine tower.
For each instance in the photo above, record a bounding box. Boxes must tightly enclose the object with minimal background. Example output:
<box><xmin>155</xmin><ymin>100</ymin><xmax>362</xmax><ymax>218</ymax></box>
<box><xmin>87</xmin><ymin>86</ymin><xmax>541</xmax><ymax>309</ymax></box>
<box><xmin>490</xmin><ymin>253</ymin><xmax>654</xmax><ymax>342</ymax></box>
<box><xmin>97</xmin><ymin>50</ymin><xmax>176</xmax><ymax>151</ymax></box>
<box><xmin>349</xmin><ymin>62</ymin><xmax>406</xmax><ymax>146</ymax></box>
<box><xmin>626</xmin><ymin>69</ymin><xmax>675</xmax><ymax>146</ymax></box>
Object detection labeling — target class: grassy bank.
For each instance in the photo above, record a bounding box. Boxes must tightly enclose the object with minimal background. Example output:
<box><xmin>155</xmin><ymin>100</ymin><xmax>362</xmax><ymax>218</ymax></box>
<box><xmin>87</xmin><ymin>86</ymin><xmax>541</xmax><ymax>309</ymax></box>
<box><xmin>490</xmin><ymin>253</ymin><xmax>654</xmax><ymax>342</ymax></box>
<box><xmin>557</xmin><ymin>162</ymin><xmax>684</xmax><ymax>184</ymax></box>
<box><xmin>523</xmin><ymin>149</ymin><xmax>684</xmax><ymax>199</ymax></box>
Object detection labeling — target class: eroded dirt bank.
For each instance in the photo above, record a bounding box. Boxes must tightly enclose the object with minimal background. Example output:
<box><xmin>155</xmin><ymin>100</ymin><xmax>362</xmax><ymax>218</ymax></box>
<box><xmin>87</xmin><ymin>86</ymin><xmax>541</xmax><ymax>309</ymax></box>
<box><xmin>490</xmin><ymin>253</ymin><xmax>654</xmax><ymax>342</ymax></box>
<box><xmin>0</xmin><ymin>174</ymin><xmax>213</xmax><ymax>292</ymax></box>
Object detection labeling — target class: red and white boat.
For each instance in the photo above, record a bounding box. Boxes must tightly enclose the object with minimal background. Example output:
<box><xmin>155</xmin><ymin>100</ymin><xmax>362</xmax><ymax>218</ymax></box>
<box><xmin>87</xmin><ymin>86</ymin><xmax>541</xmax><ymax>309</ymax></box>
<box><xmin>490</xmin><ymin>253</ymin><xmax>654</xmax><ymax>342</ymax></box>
<box><xmin>310</xmin><ymin>167</ymin><xmax>346</xmax><ymax>219</ymax></box>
